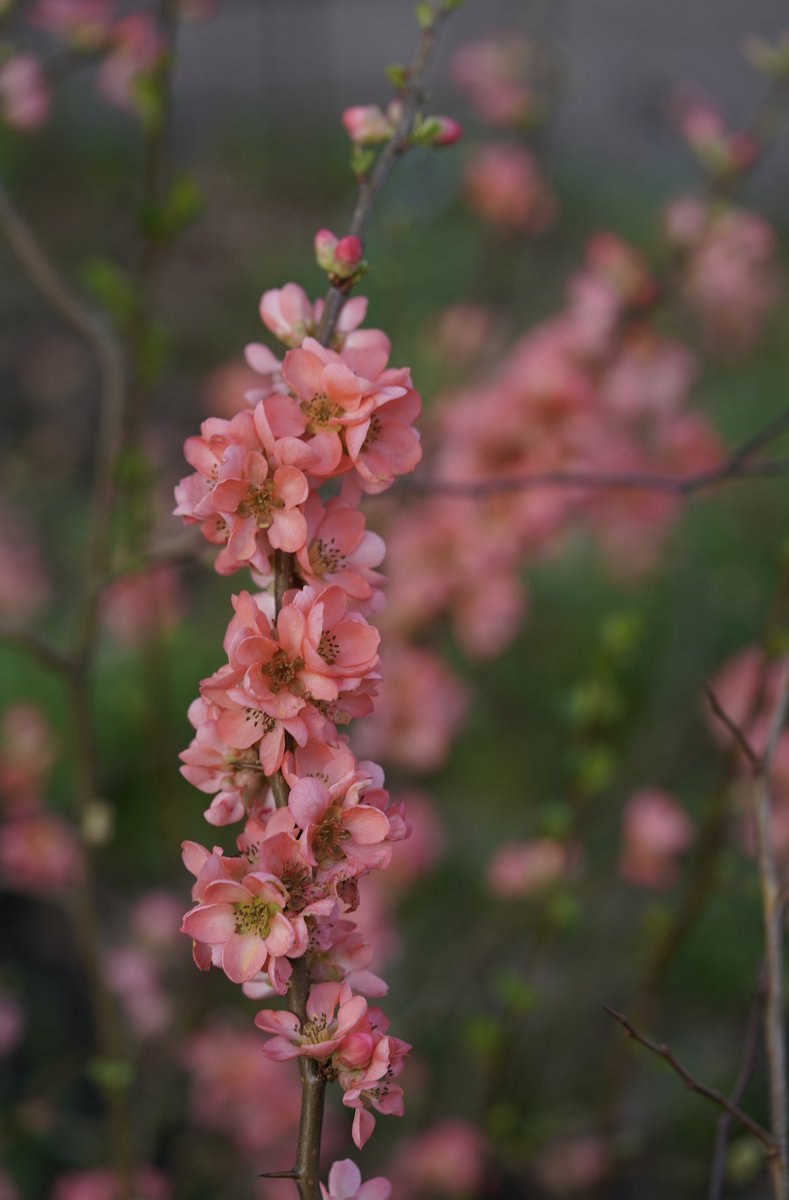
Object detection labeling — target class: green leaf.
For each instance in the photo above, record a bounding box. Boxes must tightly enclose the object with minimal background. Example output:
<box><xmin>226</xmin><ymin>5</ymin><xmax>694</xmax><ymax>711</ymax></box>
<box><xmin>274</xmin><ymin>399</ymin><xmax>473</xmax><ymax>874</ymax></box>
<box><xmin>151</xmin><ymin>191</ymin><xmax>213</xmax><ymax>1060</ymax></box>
<box><xmin>386</xmin><ymin>63</ymin><xmax>409</xmax><ymax>89</ymax></box>
<box><xmin>415</xmin><ymin>2</ymin><xmax>434</xmax><ymax>30</ymax></box>
<box><xmin>87</xmin><ymin>1057</ymin><xmax>134</xmax><ymax>1090</ymax></box>
<box><xmin>351</xmin><ymin>145</ymin><xmax>375</xmax><ymax>178</ymax></box>
<box><xmin>82</xmin><ymin>258</ymin><xmax>135</xmax><ymax>326</ymax></box>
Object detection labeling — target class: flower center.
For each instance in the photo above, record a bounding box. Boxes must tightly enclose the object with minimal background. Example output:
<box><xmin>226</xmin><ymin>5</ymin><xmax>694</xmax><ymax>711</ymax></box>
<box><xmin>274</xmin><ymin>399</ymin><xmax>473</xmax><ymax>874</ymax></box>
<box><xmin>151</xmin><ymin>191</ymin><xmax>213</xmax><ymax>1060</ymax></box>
<box><xmin>300</xmin><ymin>1012</ymin><xmax>332</xmax><ymax>1045</ymax></box>
<box><xmin>313</xmin><ymin>805</ymin><xmax>349</xmax><ymax>861</ymax></box>
<box><xmin>233</xmin><ymin>896</ymin><xmax>281</xmax><ymax>937</ymax></box>
<box><xmin>362</xmin><ymin>415</ymin><xmax>382</xmax><ymax>449</ymax></box>
<box><xmin>238</xmin><ymin>480</ymin><xmax>284</xmax><ymax>529</ymax></box>
<box><xmin>308</xmin><ymin>537</ymin><xmax>346</xmax><ymax>576</ymax></box>
<box><xmin>318</xmin><ymin>631</ymin><xmax>340</xmax><ymax>665</ymax></box>
<box><xmin>265</xmin><ymin>649</ymin><xmax>306</xmax><ymax>695</ymax></box>
<box><xmin>303</xmin><ymin>392</ymin><xmax>342</xmax><ymax>432</ymax></box>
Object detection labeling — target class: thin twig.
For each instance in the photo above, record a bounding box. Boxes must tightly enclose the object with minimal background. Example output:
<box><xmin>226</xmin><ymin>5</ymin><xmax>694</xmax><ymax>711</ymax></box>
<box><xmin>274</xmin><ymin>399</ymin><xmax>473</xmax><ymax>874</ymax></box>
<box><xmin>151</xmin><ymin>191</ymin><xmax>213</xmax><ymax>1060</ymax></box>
<box><xmin>708</xmin><ymin>994</ymin><xmax>764</xmax><ymax>1200</ymax></box>
<box><xmin>752</xmin><ymin>658</ymin><xmax>789</xmax><ymax>1200</ymax></box>
<box><xmin>604</xmin><ymin>1006</ymin><xmax>778</xmax><ymax>1153</ymax></box>
<box><xmin>705</xmin><ymin>683</ymin><xmax>761</xmax><ymax>772</ymax></box>
<box><xmin>0</xmin><ymin>626</ymin><xmax>72</xmax><ymax>675</ymax></box>
<box><xmin>316</xmin><ymin>4</ymin><xmax>450</xmax><ymax>348</ymax></box>
<box><xmin>404</xmin><ymin>449</ymin><xmax>789</xmax><ymax>502</ymax></box>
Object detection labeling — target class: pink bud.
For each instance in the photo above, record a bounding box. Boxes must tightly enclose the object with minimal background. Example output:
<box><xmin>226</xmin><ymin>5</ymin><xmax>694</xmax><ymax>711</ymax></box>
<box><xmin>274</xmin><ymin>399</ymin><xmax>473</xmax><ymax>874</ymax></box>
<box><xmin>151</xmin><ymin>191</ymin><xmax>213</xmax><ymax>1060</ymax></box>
<box><xmin>342</xmin><ymin>104</ymin><xmax>393</xmax><ymax>145</ymax></box>
<box><xmin>314</xmin><ymin>228</ymin><xmax>338</xmax><ymax>272</ymax></box>
<box><xmin>335</xmin><ymin>236</ymin><xmax>364</xmax><ymax>271</ymax></box>
<box><xmin>433</xmin><ymin>116</ymin><xmax>463</xmax><ymax>146</ymax></box>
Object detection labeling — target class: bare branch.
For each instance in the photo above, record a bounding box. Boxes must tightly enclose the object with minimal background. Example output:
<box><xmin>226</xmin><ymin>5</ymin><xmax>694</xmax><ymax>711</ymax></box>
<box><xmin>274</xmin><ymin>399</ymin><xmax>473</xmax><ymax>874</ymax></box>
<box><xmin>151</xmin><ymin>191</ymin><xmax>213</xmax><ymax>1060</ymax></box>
<box><xmin>709</xmin><ymin>993</ymin><xmax>764</xmax><ymax>1200</ymax></box>
<box><xmin>705</xmin><ymin>683</ymin><xmax>761</xmax><ymax>772</ymax></box>
<box><xmin>752</xmin><ymin>659</ymin><xmax>789</xmax><ymax>1200</ymax></box>
<box><xmin>603</xmin><ymin>1006</ymin><xmax>777</xmax><ymax>1153</ymax></box>
<box><xmin>404</xmin><ymin>448</ymin><xmax>789</xmax><ymax>502</ymax></box>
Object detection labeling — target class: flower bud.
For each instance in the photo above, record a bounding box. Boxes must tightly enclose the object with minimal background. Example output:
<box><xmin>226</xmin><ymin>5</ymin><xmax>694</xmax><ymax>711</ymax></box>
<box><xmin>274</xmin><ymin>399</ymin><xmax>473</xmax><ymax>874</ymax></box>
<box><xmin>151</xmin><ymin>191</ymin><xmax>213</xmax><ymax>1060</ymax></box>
<box><xmin>314</xmin><ymin>228</ymin><xmax>338</xmax><ymax>272</ymax></box>
<box><xmin>413</xmin><ymin>114</ymin><xmax>463</xmax><ymax>147</ymax></box>
<box><xmin>342</xmin><ymin>104</ymin><xmax>393</xmax><ymax>145</ymax></box>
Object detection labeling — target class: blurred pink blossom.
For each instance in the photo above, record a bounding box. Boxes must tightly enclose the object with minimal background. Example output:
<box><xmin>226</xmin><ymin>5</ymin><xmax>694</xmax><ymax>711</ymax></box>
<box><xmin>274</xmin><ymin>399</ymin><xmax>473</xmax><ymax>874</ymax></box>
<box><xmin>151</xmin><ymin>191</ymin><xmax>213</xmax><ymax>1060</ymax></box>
<box><xmin>464</xmin><ymin>143</ymin><xmax>555</xmax><ymax>232</ymax></box>
<box><xmin>0</xmin><ymin>55</ymin><xmax>50</xmax><ymax>131</ymax></box>
<box><xmin>50</xmin><ymin>1169</ymin><xmax>169</xmax><ymax>1200</ymax></box>
<box><xmin>0</xmin><ymin>810</ymin><xmax>84</xmax><ymax>893</ymax></box>
<box><xmin>620</xmin><ymin>789</ymin><xmax>695</xmax><ymax>890</ymax></box>
<box><xmin>102</xmin><ymin>564</ymin><xmax>185</xmax><ymax>646</ymax></box>
<box><xmin>487</xmin><ymin>838</ymin><xmax>570</xmax><ymax>897</ymax></box>
<box><xmin>393</xmin><ymin>1120</ymin><xmax>485</xmax><ymax>1195</ymax></box>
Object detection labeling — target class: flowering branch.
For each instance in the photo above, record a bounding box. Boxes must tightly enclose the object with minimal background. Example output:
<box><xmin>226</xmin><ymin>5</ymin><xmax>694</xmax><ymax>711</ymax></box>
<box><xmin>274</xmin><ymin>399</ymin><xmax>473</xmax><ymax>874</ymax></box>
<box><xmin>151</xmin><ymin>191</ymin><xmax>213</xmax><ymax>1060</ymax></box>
<box><xmin>604</xmin><ymin>1006</ymin><xmax>778</xmax><ymax>1154</ymax></box>
<box><xmin>709</xmin><ymin>993</ymin><xmax>763</xmax><ymax>1200</ymax></box>
<box><xmin>316</xmin><ymin>0</ymin><xmax>455</xmax><ymax>346</ymax></box>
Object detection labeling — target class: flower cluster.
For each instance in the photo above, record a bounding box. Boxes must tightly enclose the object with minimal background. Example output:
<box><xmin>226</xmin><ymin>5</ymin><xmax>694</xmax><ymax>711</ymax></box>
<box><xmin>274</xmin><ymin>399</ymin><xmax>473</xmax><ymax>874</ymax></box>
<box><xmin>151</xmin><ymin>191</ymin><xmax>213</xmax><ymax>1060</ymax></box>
<box><xmin>176</xmin><ymin>275</ymin><xmax>421</xmax><ymax>1153</ymax></box>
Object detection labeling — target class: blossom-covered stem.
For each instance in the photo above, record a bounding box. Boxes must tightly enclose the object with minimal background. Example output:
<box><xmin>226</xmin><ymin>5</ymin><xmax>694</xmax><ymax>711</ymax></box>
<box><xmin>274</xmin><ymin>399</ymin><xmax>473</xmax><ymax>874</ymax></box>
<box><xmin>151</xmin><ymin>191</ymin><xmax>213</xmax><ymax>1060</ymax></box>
<box><xmin>317</xmin><ymin>1</ymin><xmax>450</xmax><ymax>346</ymax></box>
<box><xmin>752</xmin><ymin>658</ymin><xmax>789</xmax><ymax>1200</ymax></box>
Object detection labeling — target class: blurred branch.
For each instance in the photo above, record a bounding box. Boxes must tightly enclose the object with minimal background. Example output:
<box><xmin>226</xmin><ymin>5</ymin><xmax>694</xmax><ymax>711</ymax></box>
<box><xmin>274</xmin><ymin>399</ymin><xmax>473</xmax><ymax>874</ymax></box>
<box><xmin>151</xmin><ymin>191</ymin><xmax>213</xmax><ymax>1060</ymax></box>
<box><xmin>751</xmin><ymin>658</ymin><xmax>789</xmax><ymax>1200</ymax></box>
<box><xmin>604</xmin><ymin>1006</ymin><xmax>778</xmax><ymax>1153</ymax></box>
<box><xmin>709</xmin><ymin>993</ymin><xmax>764</xmax><ymax>1200</ymax></box>
<box><xmin>705</xmin><ymin>684</ymin><xmax>760</xmax><ymax>772</ymax></box>
<box><xmin>0</xmin><ymin>625</ymin><xmax>71</xmax><ymax>675</ymax></box>
<box><xmin>403</xmin><ymin>410</ymin><xmax>789</xmax><ymax>500</ymax></box>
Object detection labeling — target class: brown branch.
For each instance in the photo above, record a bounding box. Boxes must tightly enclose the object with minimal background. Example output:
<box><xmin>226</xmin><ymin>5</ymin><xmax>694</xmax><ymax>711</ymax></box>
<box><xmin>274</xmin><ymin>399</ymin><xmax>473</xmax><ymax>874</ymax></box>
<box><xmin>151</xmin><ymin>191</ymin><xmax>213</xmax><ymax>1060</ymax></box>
<box><xmin>603</xmin><ymin>1006</ymin><xmax>778</xmax><ymax>1154</ymax></box>
<box><xmin>404</xmin><ymin>450</ymin><xmax>789</xmax><ymax>502</ymax></box>
<box><xmin>709</xmin><ymin>992</ymin><xmax>764</xmax><ymax>1200</ymax></box>
<box><xmin>705</xmin><ymin>683</ymin><xmax>761</xmax><ymax>772</ymax></box>
<box><xmin>752</xmin><ymin>658</ymin><xmax>789</xmax><ymax>1200</ymax></box>
<box><xmin>0</xmin><ymin>625</ymin><xmax>72</xmax><ymax>675</ymax></box>
<box><xmin>316</xmin><ymin>3</ymin><xmax>451</xmax><ymax>348</ymax></box>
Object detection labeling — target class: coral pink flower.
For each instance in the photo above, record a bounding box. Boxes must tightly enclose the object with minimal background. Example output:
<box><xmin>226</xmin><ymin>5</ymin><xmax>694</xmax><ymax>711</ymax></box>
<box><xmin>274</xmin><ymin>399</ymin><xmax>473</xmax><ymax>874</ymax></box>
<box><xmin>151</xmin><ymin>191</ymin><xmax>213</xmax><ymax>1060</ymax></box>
<box><xmin>620</xmin><ymin>789</ymin><xmax>695</xmax><ymax>890</ymax></box>
<box><xmin>321</xmin><ymin>1160</ymin><xmax>391</xmax><ymax>1200</ymax></box>
<box><xmin>344</xmin><ymin>373</ymin><xmax>422</xmax><ymax>494</ymax></box>
<box><xmin>259</xmin><ymin>284</ymin><xmax>316</xmax><ymax>348</ymax></box>
<box><xmin>0</xmin><ymin>56</ymin><xmax>49</xmax><ymax>131</ymax></box>
<box><xmin>297</xmin><ymin>495</ymin><xmax>386</xmax><ymax>601</ymax></box>
<box><xmin>182</xmin><ymin>872</ymin><xmax>296</xmax><ymax>983</ymax></box>
<box><xmin>287</xmin><ymin>776</ymin><xmax>391</xmax><ymax>874</ymax></box>
<box><xmin>255</xmin><ymin>981</ymin><xmax>367</xmax><ymax>1060</ymax></box>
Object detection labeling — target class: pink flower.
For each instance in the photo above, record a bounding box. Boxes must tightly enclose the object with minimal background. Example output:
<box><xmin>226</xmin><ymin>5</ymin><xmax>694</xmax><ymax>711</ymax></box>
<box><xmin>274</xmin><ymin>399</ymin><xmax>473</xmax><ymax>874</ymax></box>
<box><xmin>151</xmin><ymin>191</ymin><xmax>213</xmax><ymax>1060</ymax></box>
<box><xmin>342</xmin><ymin>105</ymin><xmax>394</xmax><ymax>145</ymax></box>
<box><xmin>452</xmin><ymin>34</ymin><xmax>537</xmax><ymax>127</ymax></box>
<box><xmin>185</xmin><ymin>1022</ymin><xmax>301</xmax><ymax>1155</ymax></box>
<box><xmin>321</xmin><ymin>1160</ymin><xmax>391</xmax><ymax>1200</ymax></box>
<box><xmin>102</xmin><ymin>564</ymin><xmax>184</xmax><ymax>645</ymax></box>
<box><xmin>182</xmin><ymin>871</ymin><xmax>297</xmax><ymax>983</ymax></box>
<box><xmin>287</xmin><ymin>775</ymin><xmax>391</xmax><ymax>874</ymax></box>
<box><xmin>258</xmin><ymin>283</ymin><xmax>316</xmax><ymax>348</ymax></box>
<box><xmin>98</xmin><ymin>13</ymin><xmax>164</xmax><ymax>112</ymax></box>
<box><xmin>344</xmin><ymin>371</ymin><xmax>422</xmax><ymax>494</ymax></box>
<box><xmin>620</xmin><ymin>789</ymin><xmax>695</xmax><ymax>890</ymax></box>
<box><xmin>394</xmin><ymin>1120</ymin><xmax>485</xmax><ymax>1194</ymax></box>
<box><xmin>0</xmin><ymin>56</ymin><xmax>49</xmax><ymax>132</ymax></box>
<box><xmin>296</xmin><ymin>494</ymin><xmax>386</xmax><ymax>602</ymax></box>
<box><xmin>34</xmin><ymin>0</ymin><xmax>111</xmax><ymax>48</ymax></box>
<box><xmin>315</xmin><ymin>230</ymin><xmax>365</xmax><ymax>280</ymax></box>
<box><xmin>255</xmin><ymin>981</ymin><xmax>367</xmax><ymax>1060</ymax></box>
<box><xmin>464</xmin><ymin>143</ymin><xmax>555</xmax><ymax>232</ymax></box>
<box><xmin>0</xmin><ymin>810</ymin><xmax>84</xmax><ymax>893</ymax></box>
<box><xmin>487</xmin><ymin>838</ymin><xmax>569</xmax><ymax>898</ymax></box>
<box><xmin>50</xmin><ymin>1169</ymin><xmax>168</xmax><ymax>1200</ymax></box>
